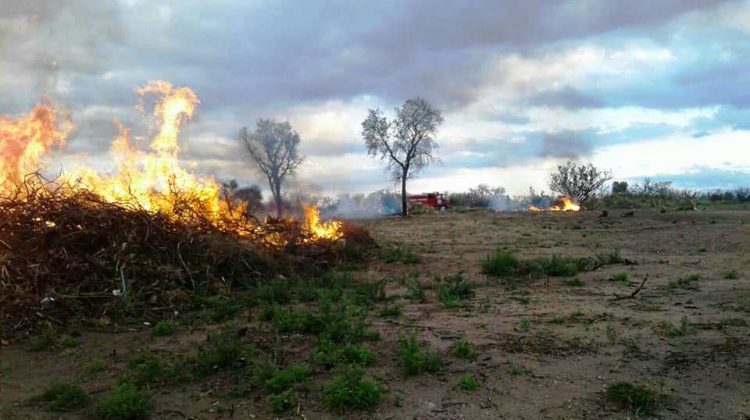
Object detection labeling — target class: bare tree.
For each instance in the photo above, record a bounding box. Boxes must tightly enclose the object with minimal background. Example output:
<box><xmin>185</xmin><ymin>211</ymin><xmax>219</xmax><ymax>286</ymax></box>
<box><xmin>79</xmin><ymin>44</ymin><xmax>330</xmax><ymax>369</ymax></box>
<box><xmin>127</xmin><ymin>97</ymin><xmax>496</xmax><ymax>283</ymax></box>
<box><xmin>362</xmin><ymin>97</ymin><xmax>443</xmax><ymax>216</ymax></box>
<box><xmin>239</xmin><ymin>119</ymin><xmax>303</xmax><ymax>217</ymax></box>
<box><xmin>549</xmin><ymin>161</ymin><xmax>613</xmax><ymax>203</ymax></box>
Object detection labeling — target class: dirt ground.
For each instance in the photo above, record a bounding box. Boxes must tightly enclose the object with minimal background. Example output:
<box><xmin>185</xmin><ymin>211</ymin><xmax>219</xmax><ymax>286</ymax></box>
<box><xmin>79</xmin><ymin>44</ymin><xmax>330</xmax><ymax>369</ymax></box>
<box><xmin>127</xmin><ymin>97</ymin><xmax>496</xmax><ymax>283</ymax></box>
<box><xmin>2</xmin><ymin>207</ymin><xmax>749</xmax><ymax>419</ymax></box>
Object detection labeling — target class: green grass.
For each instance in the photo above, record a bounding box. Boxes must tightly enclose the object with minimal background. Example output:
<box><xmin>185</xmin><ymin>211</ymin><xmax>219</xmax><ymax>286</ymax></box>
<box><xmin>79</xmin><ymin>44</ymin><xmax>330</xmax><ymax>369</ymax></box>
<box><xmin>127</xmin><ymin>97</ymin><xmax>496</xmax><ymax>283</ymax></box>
<box><xmin>456</xmin><ymin>373</ymin><xmax>482</xmax><ymax>391</ymax></box>
<box><xmin>515</xmin><ymin>318</ymin><xmax>531</xmax><ymax>332</ymax></box>
<box><xmin>313</xmin><ymin>340</ymin><xmax>376</xmax><ymax>368</ymax></box>
<box><xmin>97</xmin><ymin>383</ymin><xmax>155</xmax><ymax>420</ymax></box>
<box><xmin>406</xmin><ymin>278</ymin><xmax>426</xmax><ymax>303</ymax></box>
<box><xmin>126</xmin><ymin>351</ymin><xmax>183</xmax><ymax>387</ymax></box>
<box><xmin>267</xmin><ymin>390</ymin><xmax>298</xmax><ymax>414</ymax></box>
<box><xmin>152</xmin><ymin>320</ymin><xmax>176</xmax><ymax>336</ymax></box>
<box><xmin>508</xmin><ymin>364</ymin><xmax>533</xmax><ymax>376</ymax></box>
<box><xmin>482</xmin><ymin>249</ymin><xmax>617</xmax><ymax>279</ymax></box>
<box><xmin>550</xmin><ymin>315</ymin><xmax>566</xmax><ymax>324</ymax></box>
<box><xmin>27</xmin><ymin>328</ymin><xmax>60</xmax><ymax>352</ymax></box>
<box><xmin>564</xmin><ymin>277</ymin><xmax>585</xmax><ymax>287</ymax></box>
<box><xmin>725</xmin><ymin>270</ymin><xmax>739</xmax><ymax>280</ymax></box>
<box><xmin>595</xmin><ymin>248</ymin><xmax>624</xmax><ymax>265</ymax></box>
<box><xmin>322</xmin><ymin>367</ymin><xmax>383</xmax><ymax>412</ymax></box>
<box><xmin>398</xmin><ymin>330</ymin><xmax>441</xmax><ymax>376</ymax></box>
<box><xmin>436</xmin><ymin>273</ymin><xmax>473</xmax><ymax>308</ymax></box>
<box><xmin>379</xmin><ymin>304</ymin><xmax>402</xmax><ymax>317</ymax></box>
<box><xmin>383</xmin><ymin>243</ymin><xmax>422</xmax><ymax>264</ymax></box>
<box><xmin>656</xmin><ymin>316</ymin><xmax>692</xmax><ymax>337</ymax></box>
<box><xmin>83</xmin><ymin>358</ymin><xmax>107</xmax><ymax>375</ymax></box>
<box><xmin>264</xmin><ymin>364</ymin><xmax>313</xmax><ymax>394</ymax></box>
<box><xmin>60</xmin><ymin>336</ymin><xmax>81</xmax><ymax>348</ymax></box>
<box><xmin>481</xmin><ymin>249</ymin><xmax>520</xmax><ymax>277</ymax></box>
<box><xmin>610</xmin><ymin>272</ymin><xmax>629</xmax><ymax>282</ymax></box>
<box><xmin>605</xmin><ymin>381</ymin><xmax>660</xmax><ymax>415</ymax></box>
<box><xmin>451</xmin><ymin>339</ymin><xmax>475</xmax><ymax>359</ymax></box>
<box><xmin>667</xmin><ymin>274</ymin><xmax>700</xmax><ymax>290</ymax></box>
<box><xmin>34</xmin><ymin>383</ymin><xmax>90</xmax><ymax>412</ymax></box>
<box><xmin>190</xmin><ymin>334</ymin><xmax>249</xmax><ymax>378</ymax></box>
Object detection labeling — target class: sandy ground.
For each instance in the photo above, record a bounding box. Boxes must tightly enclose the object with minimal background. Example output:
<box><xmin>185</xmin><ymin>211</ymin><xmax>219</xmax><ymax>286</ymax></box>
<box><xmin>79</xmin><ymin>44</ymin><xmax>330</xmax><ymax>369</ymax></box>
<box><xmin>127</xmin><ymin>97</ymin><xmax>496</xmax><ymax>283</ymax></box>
<box><xmin>1</xmin><ymin>207</ymin><xmax>749</xmax><ymax>419</ymax></box>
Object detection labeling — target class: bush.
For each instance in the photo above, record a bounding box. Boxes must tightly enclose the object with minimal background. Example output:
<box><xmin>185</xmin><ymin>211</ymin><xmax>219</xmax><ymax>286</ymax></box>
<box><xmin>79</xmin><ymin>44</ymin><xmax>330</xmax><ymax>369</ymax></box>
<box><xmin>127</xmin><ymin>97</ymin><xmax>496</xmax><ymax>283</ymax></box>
<box><xmin>264</xmin><ymin>364</ymin><xmax>313</xmax><ymax>394</ymax></box>
<box><xmin>313</xmin><ymin>341</ymin><xmax>377</xmax><ymax>368</ymax></box>
<box><xmin>451</xmin><ymin>339</ymin><xmax>475</xmax><ymax>359</ymax></box>
<box><xmin>267</xmin><ymin>390</ymin><xmax>298</xmax><ymax>414</ymax></box>
<box><xmin>35</xmin><ymin>383</ymin><xmax>90</xmax><ymax>412</ymax></box>
<box><xmin>481</xmin><ymin>249</ymin><xmax>520</xmax><ymax>277</ymax></box>
<box><xmin>97</xmin><ymin>383</ymin><xmax>155</xmax><ymax>420</ymax></box>
<box><xmin>322</xmin><ymin>367</ymin><xmax>383</xmax><ymax>412</ymax></box>
<box><xmin>398</xmin><ymin>330</ymin><xmax>441</xmax><ymax>375</ymax></box>
<box><xmin>126</xmin><ymin>351</ymin><xmax>183</xmax><ymax>386</ymax></box>
<box><xmin>605</xmin><ymin>381</ymin><xmax>660</xmax><ymax>415</ymax></box>
<box><xmin>436</xmin><ymin>273</ymin><xmax>473</xmax><ymax>308</ymax></box>
<box><xmin>456</xmin><ymin>373</ymin><xmax>482</xmax><ymax>391</ymax></box>
<box><xmin>152</xmin><ymin>320</ymin><xmax>176</xmax><ymax>337</ymax></box>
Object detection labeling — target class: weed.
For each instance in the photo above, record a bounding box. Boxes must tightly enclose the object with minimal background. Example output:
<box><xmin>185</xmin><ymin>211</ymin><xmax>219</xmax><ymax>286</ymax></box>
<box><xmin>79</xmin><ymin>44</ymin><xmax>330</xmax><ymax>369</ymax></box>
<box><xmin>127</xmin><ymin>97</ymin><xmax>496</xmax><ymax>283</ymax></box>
<box><xmin>656</xmin><ymin>316</ymin><xmax>691</xmax><ymax>337</ymax></box>
<box><xmin>255</xmin><ymin>280</ymin><xmax>292</xmax><ymax>305</ymax></box>
<box><xmin>569</xmin><ymin>310</ymin><xmax>584</xmax><ymax>321</ymax></box>
<box><xmin>191</xmin><ymin>334</ymin><xmax>249</xmax><ymax>378</ymax></box>
<box><xmin>508</xmin><ymin>364</ymin><xmax>533</xmax><ymax>376</ymax></box>
<box><xmin>596</xmin><ymin>249</ymin><xmax>624</xmax><ymax>265</ymax></box>
<box><xmin>456</xmin><ymin>373</ymin><xmax>482</xmax><ymax>391</ymax></box>
<box><xmin>267</xmin><ymin>390</ymin><xmax>298</xmax><ymax>414</ymax></box>
<box><xmin>265</xmin><ymin>364</ymin><xmax>313</xmax><ymax>394</ymax></box>
<box><xmin>605</xmin><ymin>381</ymin><xmax>660</xmax><ymax>415</ymax></box>
<box><xmin>60</xmin><ymin>336</ymin><xmax>80</xmax><ymax>348</ymax></box>
<box><xmin>34</xmin><ymin>383</ymin><xmax>90</xmax><ymax>412</ymax></box>
<box><xmin>529</xmin><ymin>255</ymin><xmax>588</xmax><ymax>277</ymax></box>
<box><xmin>550</xmin><ymin>315</ymin><xmax>566</xmax><ymax>324</ymax></box>
<box><xmin>126</xmin><ymin>351</ymin><xmax>183</xmax><ymax>387</ymax></box>
<box><xmin>398</xmin><ymin>330</ymin><xmax>441</xmax><ymax>376</ymax></box>
<box><xmin>97</xmin><ymin>383</ymin><xmax>155</xmax><ymax>420</ymax></box>
<box><xmin>384</xmin><ymin>243</ymin><xmax>421</xmax><ymax>264</ymax></box>
<box><xmin>515</xmin><ymin>318</ymin><xmax>531</xmax><ymax>332</ymax></box>
<box><xmin>322</xmin><ymin>367</ymin><xmax>383</xmax><ymax>412</ymax></box>
<box><xmin>152</xmin><ymin>320</ymin><xmax>176</xmax><ymax>337</ymax></box>
<box><xmin>667</xmin><ymin>274</ymin><xmax>700</xmax><ymax>291</ymax></box>
<box><xmin>564</xmin><ymin>277</ymin><xmax>585</xmax><ymax>287</ymax></box>
<box><xmin>481</xmin><ymin>249</ymin><xmax>519</xmax><ymax>277</ymax></box>
<box><xmin>436</xmin><ymin>273</ymin><xmax>473</xmax><ymax>309</ymax></box>
<box><xmin>406</xmin><ymin>278</ymin><xmax>426</xmax><ymax>303</ymax></box>
<box><xmin>379</xmin><ymin>304</ymin><xmax>402</xmax><ymax>317</ymax></box>
<box><xmin>725</xmin><ymin>270</ymin><xmax>739</xmax><ymax>280</ymax></box>
<box><xmin>27</xmin><ymin>328</ymin><xmax>59</xmax><ymax>352</ymax></box>
<box><xmin>83</xmin><ymin>358</ymin><xmax>106</xmax><ymax>375</ymax></box>
<box><xmin>451</xmin><ymin>339</ymin><xmax>475</xmax><ymax>359</ymax></box>
<box><xmin>610</xmin><ymin>273</ymin><xmax>629</xmax><ymax>282</ymax></box>
<box><xmin>313</xmin><ymin>340</ymin><xmax>376</xmax><ymax>368</ymax></box>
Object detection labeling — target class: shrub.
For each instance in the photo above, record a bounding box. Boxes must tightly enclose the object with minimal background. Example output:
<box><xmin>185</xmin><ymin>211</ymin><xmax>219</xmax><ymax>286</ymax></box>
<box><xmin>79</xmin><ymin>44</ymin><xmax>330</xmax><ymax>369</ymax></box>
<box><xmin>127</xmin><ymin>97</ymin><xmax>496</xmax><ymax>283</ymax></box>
<box><xmin>35</xmin><ymin>383</ymin><xmax>90</xmax><ymax>412</ymax></box>
<box><xmin>126</xmin><ymin>351</ymin><xmax>183</xmax><ymax>386</ymax></box>
<box><xmin>314</xmin><ymin>341</ymin><xmax>377</xmax><ymax>368</ymax></box>
<box><xmin>267</xmin><ymin>390</ymin><xmax>298</xmax><ymax>414</ymax></box>
<box><xmin>322</xmin><ymin>367</ymin><xmax>383</xmax><ymax>412</ymax></box>
<box><xmin>456</xmin><ymin>374</ymin><xmax>481</xmax><ymax>391</ymax></box>
<box><xmin>481</xmin><ymin>249</ymin><xmax>519</xmax><ymax>277</ymax></box>
<box><xmin>725</xmin><ymin>270</ymin><xmax>739</xmax><ymax>280</ymax></box>
<box><xmin>610</xmin><ymin>273</ymin><xmax>629</xmax><ymax>282</ymax></box>
<box><xmin>398</xmin><ymin>330</ymin><xmax>441</xmax><ymax>375</ymax></box>
<box><xmin>564</xmin><ymin>277</ymin><xmax>585</xmax><ymax>287</ymax></box>
<box><xmin>191</xmin><ymin>334</ymin><xmax>248</xmax><ymax>378</ymax></box>
<box><xmin>451</xmin><ymin>339</ymin><xmax>475</xmax><ymax>359</ymax></box>
<box><xmin>264</xmin><ymin>364</ymin><xmax>313</xmax><ymax>394</ymax></box>
<box><xmin>152</xmin><ymin>320</ymin><xmax>176</xmax><ymax>337</ymax></box>
<box><xmin>605</xmin><ymin>381</ymin><xmax>659</xmax><ymax>415</ymax></box>
<box><xmin>97</xmin><ymin>383</ymin><xmax>155</xmax><ymax>420</ymax></box>
<box><xmin>436</xmin><ymin>273</ymin><xmax>473</xmax><ymax>308</ymax></box>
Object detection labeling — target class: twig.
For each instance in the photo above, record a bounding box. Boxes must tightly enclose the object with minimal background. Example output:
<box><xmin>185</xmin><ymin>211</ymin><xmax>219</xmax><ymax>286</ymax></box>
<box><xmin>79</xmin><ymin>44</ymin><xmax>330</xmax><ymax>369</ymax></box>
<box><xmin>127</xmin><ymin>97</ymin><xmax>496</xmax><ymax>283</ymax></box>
<box><xmin>611</xmin><ymin>275</ymin><xmax>649</xmax><ymax>300</ymax></box>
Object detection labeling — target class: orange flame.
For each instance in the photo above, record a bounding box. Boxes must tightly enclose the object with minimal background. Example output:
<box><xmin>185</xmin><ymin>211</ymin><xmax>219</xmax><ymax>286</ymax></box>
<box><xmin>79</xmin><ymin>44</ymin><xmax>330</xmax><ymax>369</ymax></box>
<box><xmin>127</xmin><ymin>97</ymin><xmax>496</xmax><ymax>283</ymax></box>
<box><xmin>0</xmin><ymin>81</ymin><xmax>341</xmax><ymax>243</ymax></box>
<box><xmin>549</xmin><ymin>196</ymin><xmax>581</xmax><ymax>212</ymax></box>
<box><xmin>0</xmin><ymin>101</ymin><xmax>74</xmax><ymax>191</ymax></box>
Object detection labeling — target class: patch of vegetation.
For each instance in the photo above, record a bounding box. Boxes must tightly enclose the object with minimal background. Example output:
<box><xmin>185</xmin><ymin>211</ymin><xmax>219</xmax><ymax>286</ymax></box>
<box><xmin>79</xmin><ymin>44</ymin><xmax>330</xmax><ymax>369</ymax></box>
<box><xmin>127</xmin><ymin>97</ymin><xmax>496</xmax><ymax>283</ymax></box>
<box><xmin>383</xmin><ymin>243</ymin><xmax>422</xmax><ymax>264</ymax></box>
<box><xmin>191</xmin><ymin>334</ymin><xmax>250</xmax><ymax>378</ymax></box>
<box><xmin>398</xmin><ymin>330</ymin><xmax>441</xmax><ymax>376</ymax></box>
<box><xmin>97</xmin><ymin>383</ymin><xmax>155</xmax><ymax>420</ymax></box>
<box><xmin>267</xmin><ymin>390</ymin><xmax>298</xmax><ymax>414</ymax></box>
<box><xmin>656</xmin><ymin>316</ymin><xmax>692</xmax><ymax>337</ymax></box>
<box><xmin>481</xmin><ymin>249</ymin><xmax>519</xmax><ymax>277</ymax></box>
<box><xmin>595</xmin><ymin>248</ymin><xmax>624</xmax><ymax>265</ymax></box>
<box><xmin>406</xmin><ymin>277</ymin><xmax>426</xmax><ymax>303</ymax></box>
<box><xmin>515</xmin><ymin>318</ymin><xmax>531</xmax><ymax>332</ymax></box>
<box><xmin>456</xmin><ymin>373</ymin><xmax>482</xmax><ymax>391</ymax></box>
<box><xmin>322</xmin><ymin>367</ymin><xmax>383</xmax><ymax>412</ymax></box>
<box><xmin>725</xmin><ymin>270</ymin><xmax>739</xmax><ymax>280</ymax></box>
<box><xmin>264</xmin><ymin>364</ymin><xmax>313</xmax><ymax>394</ymax></box>
<box><xmin>83</xmin><ymin>358</ymin><xmax>107</xmax><ymax>375</ymax></box>
<box><xmin>379</xmin><ymin>304</ymin><xmax>402</xmax><ymax>317</ymax></box>
<box><xmin>508</xmin><ymin>364</ymin><xmax>533</xmax><ymax>376</ymax></box>
<box><xmin>126</xmin><ymin>351</ymin><xmax>183</xmax><ymax>387</ymax></box>
<box><xmin>436</xmin><ymin>273</ymin><xmax>473</xmax><ymax>308</ymax></box>
<box><xmin>152</xmin><ymin>320</ymin><xmax>176</xmax><ymax>336</ymax></box>
<box><xmin>550</xmin><ymin>315</ymin><xmax>566</xmax><ymax>324</ymax></box>
<box><xmin>313</xmin><ymin>340</ymin><xmax>377</xmax><ymax>368</ymax></box>
<box><xmin>605</xmin><ymin>381</ymin><xmax>660</xmax><ymax>415</ymax></box>
<box><xmin>666</xmin><ymin>274</ymin><xmax>700</xmax><ymax>291</ymax></box>
<box><xmin>27</xmin><ymin>328</ymin><xmax>60</xmax><ymax>352</ymax></box>
<box><xmin>610</xmin><ymin>272</ymin><xmax>629</xmax><ymax>282</ymax></box>
<box><xmin>60</xmin><ymin>336</ymin><xmax>81</xmax><ymax>348</ymax></box>
<box><xmin>451</xmin><ymin>339</ymin><xmax>475</xmax><ymax>359</ymax></box>
<box><xmin>33</xmin><ymin>383</ymin><xmax>90</xmax><ymax>412</ymax></box>
<box><xmin>564</xmin><ymin>277</ymin><xmax>585</xmax><ymax>287</ymax></box>
<box><xmin>483</xmin><ymin>248</ymin><xmax>622</xmax><ymax>279</ymax></box>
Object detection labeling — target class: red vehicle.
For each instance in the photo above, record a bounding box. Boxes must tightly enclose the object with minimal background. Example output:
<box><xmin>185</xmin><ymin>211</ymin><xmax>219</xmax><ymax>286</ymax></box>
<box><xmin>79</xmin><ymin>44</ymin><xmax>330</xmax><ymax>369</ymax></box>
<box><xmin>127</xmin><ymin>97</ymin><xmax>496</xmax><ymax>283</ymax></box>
<box><xmin>408</xmin><ymin>192</ymin><xmax>450</xmax><ymax>210</ymax></box>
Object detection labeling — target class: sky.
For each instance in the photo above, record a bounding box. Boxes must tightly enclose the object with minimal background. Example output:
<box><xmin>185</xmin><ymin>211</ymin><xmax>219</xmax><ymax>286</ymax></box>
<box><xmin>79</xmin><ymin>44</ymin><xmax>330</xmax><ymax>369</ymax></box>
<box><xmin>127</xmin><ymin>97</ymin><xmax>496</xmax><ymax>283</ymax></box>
<box><xmin>1</xmin><ymin>0</ymin><xmax>749</xmax><ymax>197</ymax></box>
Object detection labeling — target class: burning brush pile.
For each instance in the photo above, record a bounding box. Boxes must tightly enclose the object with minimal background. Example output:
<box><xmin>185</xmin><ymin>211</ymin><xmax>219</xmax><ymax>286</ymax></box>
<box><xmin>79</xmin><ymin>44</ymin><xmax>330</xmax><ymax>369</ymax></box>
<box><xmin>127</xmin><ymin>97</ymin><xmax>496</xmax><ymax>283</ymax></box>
<box><xmin>0</xmin><ymin>81</ymin><xmax>365</xmax><ymax>338</ymax></box>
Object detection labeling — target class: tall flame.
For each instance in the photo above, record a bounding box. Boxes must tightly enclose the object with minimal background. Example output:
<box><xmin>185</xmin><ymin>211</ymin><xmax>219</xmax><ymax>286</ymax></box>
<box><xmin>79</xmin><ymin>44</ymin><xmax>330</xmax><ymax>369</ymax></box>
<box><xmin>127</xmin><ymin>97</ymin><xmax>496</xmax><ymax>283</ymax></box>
<box><xmin>0</xmin><ymin>81</ymin><xmax>341</xmax><ymax>243</ymax></box>
<box><xmin>0</xmin><ymin>101</ymin><xmax>73</xmax><ymax>191</ymax></box>
<box><xmin>549</xmin><ymin>196</ymin><xmax>581</xmax><ymax>211</ymax></box>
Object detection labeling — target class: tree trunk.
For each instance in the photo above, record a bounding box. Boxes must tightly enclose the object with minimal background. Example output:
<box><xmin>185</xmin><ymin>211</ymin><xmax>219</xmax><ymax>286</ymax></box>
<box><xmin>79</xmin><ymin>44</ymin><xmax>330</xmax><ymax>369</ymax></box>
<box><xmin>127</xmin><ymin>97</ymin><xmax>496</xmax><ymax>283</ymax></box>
<box><xmin>401</xmin><ymin>176</ymin><xmax>408</xmax><ymax>217</ymax></box>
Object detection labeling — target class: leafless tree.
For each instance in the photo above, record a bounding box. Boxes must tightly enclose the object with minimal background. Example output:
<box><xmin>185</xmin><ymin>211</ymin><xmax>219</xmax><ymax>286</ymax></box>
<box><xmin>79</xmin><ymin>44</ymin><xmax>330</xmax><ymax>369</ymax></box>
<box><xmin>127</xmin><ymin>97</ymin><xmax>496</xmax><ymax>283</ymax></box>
<box><xmin>239</xmin><ymin>119</ymin><xmax>303</xmax><ymax>217</ymax></box>
<box><xmin>362</xmin><ymin>97</ymin><xmax>443</xmax><ymax>216</ymax></box>
<box><xmin>549</xmin><ymin>161</ymin><xmax>613</xmax><ymax>203</ymax></box>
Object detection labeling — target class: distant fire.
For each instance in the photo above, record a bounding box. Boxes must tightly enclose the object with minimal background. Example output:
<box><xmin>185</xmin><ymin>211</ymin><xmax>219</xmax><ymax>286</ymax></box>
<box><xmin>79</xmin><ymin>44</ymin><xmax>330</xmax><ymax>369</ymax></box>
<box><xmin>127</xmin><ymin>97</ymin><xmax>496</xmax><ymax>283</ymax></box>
<box><xmin>527</xmin><ymin>196</ymin><xmax>580</xmax><ymax>212</ymax></box>
<box><xmin>0</xmin><ymin>81</ymin><xmax>342</xmax><ymax>243</ymax></box>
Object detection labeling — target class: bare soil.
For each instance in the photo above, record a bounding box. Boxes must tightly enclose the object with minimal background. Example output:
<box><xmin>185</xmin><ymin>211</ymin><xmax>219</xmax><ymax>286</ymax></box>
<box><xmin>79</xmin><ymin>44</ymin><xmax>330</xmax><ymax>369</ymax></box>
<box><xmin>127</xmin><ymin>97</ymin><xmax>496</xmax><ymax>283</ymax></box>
<box><xmin>2</xmin><ymin>208</ymin><xmax>749</xmax><ymax>419</ymax></box>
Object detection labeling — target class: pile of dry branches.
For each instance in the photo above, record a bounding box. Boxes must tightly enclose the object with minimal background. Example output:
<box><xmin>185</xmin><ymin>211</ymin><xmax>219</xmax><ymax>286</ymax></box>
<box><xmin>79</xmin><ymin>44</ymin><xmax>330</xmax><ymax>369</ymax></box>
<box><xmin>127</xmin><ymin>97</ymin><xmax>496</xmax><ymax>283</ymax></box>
<box><xmin>0</xmin><ymin>179</ymin><xmax>371</xmax><ymax>338</ymax></box>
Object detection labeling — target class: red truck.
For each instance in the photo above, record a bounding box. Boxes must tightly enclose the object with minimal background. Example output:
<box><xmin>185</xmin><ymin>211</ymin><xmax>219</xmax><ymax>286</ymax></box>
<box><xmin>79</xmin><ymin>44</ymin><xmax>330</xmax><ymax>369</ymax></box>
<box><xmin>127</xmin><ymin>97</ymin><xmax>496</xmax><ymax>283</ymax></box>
<box><xmin>407</xmin><ymin>192</ymin><xmax>450</xmax><ymax>210</ymax></box>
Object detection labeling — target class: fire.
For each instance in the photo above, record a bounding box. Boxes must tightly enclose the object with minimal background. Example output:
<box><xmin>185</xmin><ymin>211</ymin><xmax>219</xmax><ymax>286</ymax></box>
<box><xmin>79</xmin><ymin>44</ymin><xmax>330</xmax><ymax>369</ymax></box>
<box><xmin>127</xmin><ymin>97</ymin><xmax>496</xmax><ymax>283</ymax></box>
<box><xmin>304</xmin><ymin>204</ymin><xmax>343</xmax><ymax>241</ymax></box>
<box><xmin>549</xmin><ymin>196</ymin><xmax>581</xmax><ymax>212</ymax></box>
<box><xmin>0</xmin><ymin>101</ymin><xmax>74</xmax><ymax>192</ymax></box>
<box><xmin>528</xmin><ymin>205</ymin><xmax>542</xmax><ymax>212</ymax></box>
<box><xmin>0</xmin><ymin>81</ymin><xmax>341</xmax><ymax>244</ymax></box>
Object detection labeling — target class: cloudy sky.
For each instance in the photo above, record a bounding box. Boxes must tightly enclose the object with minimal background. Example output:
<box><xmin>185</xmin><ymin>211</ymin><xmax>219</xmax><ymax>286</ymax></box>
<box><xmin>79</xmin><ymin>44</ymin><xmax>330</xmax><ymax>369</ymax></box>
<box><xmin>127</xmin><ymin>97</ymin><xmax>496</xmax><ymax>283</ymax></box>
<box><xmin>1</xmin><ymin>0</ymin><xmax>749</xmax><ymax>196</ymax></box>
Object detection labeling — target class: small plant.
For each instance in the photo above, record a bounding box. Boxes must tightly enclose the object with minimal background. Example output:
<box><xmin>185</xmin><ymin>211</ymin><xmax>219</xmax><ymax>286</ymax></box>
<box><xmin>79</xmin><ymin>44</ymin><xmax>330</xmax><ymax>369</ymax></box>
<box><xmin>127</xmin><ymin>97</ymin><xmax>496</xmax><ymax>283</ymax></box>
<box><xmin>126</xmin><ymin>351</ymin><xmax>183</xmax><ymax>387</ymax></box>
<box><xmin>152</xmin><ymin>320</ymin><xmax>176</xmax><ymax>336</ymax></box>
<box><xmin>656</xmin><ymin>316</ymin><xmax>691</xmax><ymax>337</ymax></box>
<box><xmin>610</xmin><ymin>273</ymin><xmax>629</xmax><ymax>282</ymax></box>
<box><xmin>569</xmin><ymin>310</ymin><xmax>584</xmax><ymax>321</ymax></box>
<box><xmin>508</xmin><ymin>364</ymin><xmax>533</xmax><ymax>376</ymax></box>
<box><xmin>34</xmin><ymin>383</ymin><xmax>90</xmax><ymax>412</ymax></box>
<box><xmin>60</xmin><ymin>336</ymin><xmax>81</xmax><ymax>348</ymax></box>
<box><xmin>515</xmin><ymin>318</ymin><xmax>531</xmax><ymax>332</ymax></box>
<box><xmin>97</xmin><ymin>383</ymin><xmax>155</xmax><ymax>420</ymax></box>
<box><xmin>191</xmin><ymin>334</ymin><xmax>248</xmax><ymax>378</ymax></box>
<box><xmin>550</xmin><ymin>315</ymin><xmax>566</xmax><ymax>324</ymax></box>
<box><xmin>451</xmin><ymin>339</ymin><xmax>475</xmax><ymax>359</ymax></box>
<box><xmin>481</xmin><ymin>249</ymin><xmax>519</xmax><ymax>277</ymax></box>
<box><xmin>322</xmin><ymin>367</ymin><xmax>383</xmax><ymax>412</ymax></box>
<box><xmin>27</xmin><ymin>328</ymin><xmax>59</xmax><ymax>352</ymax></box>
<box><xmin>398</xmin><ymin>330</ymin><xmax>441</xmax><ymax>376</ymax></box>
<box><xmin>667</xmin><ymin>274</ymin><xmax>700</xmax><ymax>291</ymax></box>
<box><xmin>564</xmin><ymin>277</ymin><xmax>585</xmax><ymax>287</ymax></box>
<box><xmin>267</xmin><ymin>390</ymin><xmax>298</xmax><ymax>414</ymax></box>
<box><xmin>436</xmin><ymin>273</ymin><xmax>473</xmax><ymax>309</ymax></box>
<box><xmin>313</xmin><ymin>340</ymin><xmax>376</xmax><ymax>368</ymax></box>
<box><xmin>379</xmin><ymin>304</ymin><xmax>402</xmax><ymax>317</ymax></box>
<box><xmin>406</xmin><ymin>278</ymin><xmax>426</xmax><ymax>303</ymax></box>
<box><xmin>605</xmin><ymin>381</ymin><xmax>660</xmax><ymax>415</ymax></box>
<box><xmin>725</xmin><ymin>270</ymin><xmax>739</xmax><ymax>280</ymax></box>
<box><xmin>83</xmin><ymin>358</ymin><xmax>107</xmax><ymax>375</ymax></box>
<box><xmin>384</xmin><ymin>243</ymin><xmax>422</xmax><ymax>264</ymax></box>
<box><xmin>264</xmin><ymin>364</ymin><xmax>313</xmax><ymax>394</ymax></box>
<box><xmin>596</xmin><ymin>248</ymin><xmax>624</xmax><ymax>265</ymax></box>
<box><xmin>456</xmin><ymin>373</ymin><xmax>482</xmax><ymax>391</ymax></box>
